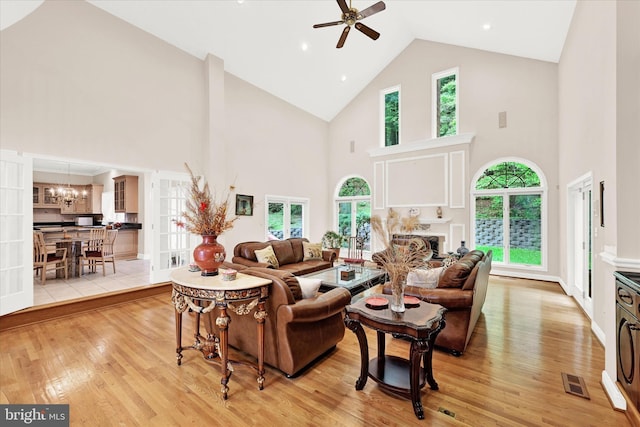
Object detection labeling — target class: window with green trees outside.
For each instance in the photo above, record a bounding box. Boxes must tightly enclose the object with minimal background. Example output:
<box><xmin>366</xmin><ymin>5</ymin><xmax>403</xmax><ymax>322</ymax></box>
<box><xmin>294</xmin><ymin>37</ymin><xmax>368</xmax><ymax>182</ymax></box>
<box><xmin>336</xmin><ymin>177</ymin><xmax>371</xmax><ymax>250</ymax></box>
<box><xmin>474</xmin><ymin>161</ymin><xmax>543</xmax><ymax>266</ymax></box>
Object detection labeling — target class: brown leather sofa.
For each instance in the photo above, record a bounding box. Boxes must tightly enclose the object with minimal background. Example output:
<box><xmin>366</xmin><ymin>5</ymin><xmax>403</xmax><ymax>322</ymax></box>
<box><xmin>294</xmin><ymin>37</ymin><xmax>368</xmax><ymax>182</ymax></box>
<box><xmin>232</xmin><ymin>238</ymin><xmax>336</xmax><ymax>275</ymax></box>
<box><xmin>213</xmin><ymin>263</ymin><xmax>352</xmax><ymax>377</ymax></box>
<box><xmin>383</xmin><ymin>249</ymin><xmax>492</xmax><ymax>356</ymax></box>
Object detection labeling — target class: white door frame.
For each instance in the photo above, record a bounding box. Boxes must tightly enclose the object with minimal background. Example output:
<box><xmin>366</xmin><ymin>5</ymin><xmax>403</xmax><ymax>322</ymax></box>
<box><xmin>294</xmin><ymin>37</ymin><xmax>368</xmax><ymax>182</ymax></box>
<box><xmin>566</xmin><ymin>173</ymin><xmax>593</xmax><ymax>318</ymax></box>
<box><xmin>0</xmin><ymin>150</ymin><xmax>34</xmax><ymax>315</ymax></box>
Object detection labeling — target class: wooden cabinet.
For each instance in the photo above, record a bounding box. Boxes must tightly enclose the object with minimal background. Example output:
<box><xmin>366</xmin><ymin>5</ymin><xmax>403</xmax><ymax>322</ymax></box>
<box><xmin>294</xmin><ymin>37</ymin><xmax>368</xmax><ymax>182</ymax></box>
<box><xmin>34</xmin><ymin>183</ymin><xmax>103</xmax><ymax>214</ymax></box>
<box><xmin>33</xmin><ymin>184</ymin><xmax>61</xmax><ymax>208</ymax></box>
<box><xmin>113</xmin><ymin>229</ymin><xmax>138</xmax><ymax>260</ymax></box>
<box><xmin>113</xmin><ymin>175</ymin><xmax>138</xmax><ymax>213</ymax></box>
<box><xmin>86</xmin><ymin>184</ymin><xmax>103</xmax><ymax>214</ymax></box>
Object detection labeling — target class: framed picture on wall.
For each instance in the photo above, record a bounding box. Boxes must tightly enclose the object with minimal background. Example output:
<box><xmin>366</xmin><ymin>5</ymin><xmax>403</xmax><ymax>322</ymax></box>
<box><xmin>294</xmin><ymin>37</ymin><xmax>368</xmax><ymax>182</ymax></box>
<box><xmin>235</xmin><ymin>194</ymin><xmax>253</xmax><ymax>216</ymax></box>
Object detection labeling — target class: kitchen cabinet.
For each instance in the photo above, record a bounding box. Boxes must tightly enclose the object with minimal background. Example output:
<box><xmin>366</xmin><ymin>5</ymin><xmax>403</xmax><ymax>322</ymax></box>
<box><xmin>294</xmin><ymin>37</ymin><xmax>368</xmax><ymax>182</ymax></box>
<box><xmin>113</xmin><ymin>175</ymin><xmax>138</xmax><ymax>213</ymax></box>
<box><xmin>86</xmin><ymin>184</ymin><xmax>103</xmax><ymax>214</ymax></box>
<box><xmin>41</xmin><ymin>185</ymin><xmax>60</xmax><ymax>207</ymax></box>
<box><xmin>113</xmin><ymin>229</ymin><xmax>138</xmax><ymax>260</ymax></box>
<box><xmin>33</xmin><ymin>183</ymin><xmax>62</xmax><ymax>208</ymax></box>
<box><xmin>34</xmin><ymin>182</ymin><xmax>103</xmax><ymax>214</ymax></box>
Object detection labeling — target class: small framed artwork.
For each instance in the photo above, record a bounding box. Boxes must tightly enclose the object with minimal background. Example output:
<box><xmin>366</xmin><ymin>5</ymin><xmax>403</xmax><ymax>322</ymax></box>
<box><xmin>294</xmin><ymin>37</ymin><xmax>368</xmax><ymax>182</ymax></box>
<box><xmin>235</xmin><ymin>194</ymin><xmax>253</xmax><ymax>216</ymax></box>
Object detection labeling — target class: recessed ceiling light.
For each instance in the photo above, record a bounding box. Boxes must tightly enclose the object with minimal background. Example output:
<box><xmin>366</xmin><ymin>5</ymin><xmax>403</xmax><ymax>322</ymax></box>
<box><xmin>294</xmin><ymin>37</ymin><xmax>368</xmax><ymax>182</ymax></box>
<box><xmin>301</xmin><ymin>42</ymin><xmax>309</xmax><ymax>51</ymax></box>
<box><xmin>483</xmin><ymin>23</ymin><xmax>492</xmax><ymax>31</ymax></box>
<box><xmin>341</xmin><ymin>75</ymin><xmax>347</xmax><ymax>82</ymax></box>
<box><xmin>237</xmin><ymin>0</ymin><xmax>245</xmax><ymax>4</ymax></box>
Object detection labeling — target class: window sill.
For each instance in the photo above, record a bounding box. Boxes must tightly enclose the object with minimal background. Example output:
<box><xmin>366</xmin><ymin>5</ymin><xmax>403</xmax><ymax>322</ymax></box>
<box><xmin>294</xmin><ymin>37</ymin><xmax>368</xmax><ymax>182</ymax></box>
<box><xmin>368</xmin><ymin>133</ymin><xmax>475</xmax><ymax>158</ymax></box>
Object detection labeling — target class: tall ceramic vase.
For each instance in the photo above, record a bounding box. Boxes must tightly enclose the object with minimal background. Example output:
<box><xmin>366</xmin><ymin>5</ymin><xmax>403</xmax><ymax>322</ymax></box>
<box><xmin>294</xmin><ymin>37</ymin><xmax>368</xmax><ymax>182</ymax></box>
<box><xmin>193</xmin><ymin>235</ymin><xmax>225</xmax><ymax>276</ymax></box>
<box><xmin>390</xmin><ymin>278</ymin><xmax>406</xmax><ymax>313</ymax></box>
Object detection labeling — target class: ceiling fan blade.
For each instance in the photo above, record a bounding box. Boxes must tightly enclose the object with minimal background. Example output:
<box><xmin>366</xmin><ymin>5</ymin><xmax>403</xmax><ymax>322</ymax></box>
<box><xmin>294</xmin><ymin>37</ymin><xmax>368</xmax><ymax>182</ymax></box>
<box><xmin>337</xmin><ymin>0</ymin><xmax>350</xmax><ymax>14</ymax></box>
<box><xmin>358</xmin><ymin>1</ymin><xmax>386</xmax><ymax>19</ymax></box>
<box><xmin>313</xmin><ymin>20</ymin><xmax>345</xmax><ymax>28</ymax></box>
<box><xmin>354</xmin><ymin>22</ymin><xmax>380</xmax><ymax>40</ymax></box>
<box><xmin>337</xmin><ymin>26</ymin><xmax>350</xmax><ymax>48</ymax></box>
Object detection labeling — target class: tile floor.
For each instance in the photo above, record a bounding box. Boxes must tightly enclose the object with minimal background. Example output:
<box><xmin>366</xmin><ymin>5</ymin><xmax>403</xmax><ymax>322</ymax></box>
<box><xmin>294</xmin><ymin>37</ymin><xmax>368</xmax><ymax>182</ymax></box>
<box><xmin>34</xmin><ymin>258</ymin><xmax>152</xmax><ymax>306</ymax></box>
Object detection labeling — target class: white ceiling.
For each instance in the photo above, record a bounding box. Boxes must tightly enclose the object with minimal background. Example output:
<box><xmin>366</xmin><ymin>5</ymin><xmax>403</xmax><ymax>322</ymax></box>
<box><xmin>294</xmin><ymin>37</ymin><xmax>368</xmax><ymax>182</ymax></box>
<box><xmin>2</xmin><ymin>0</ymin><xmax>576</xmax><ymax>174</ymax></box>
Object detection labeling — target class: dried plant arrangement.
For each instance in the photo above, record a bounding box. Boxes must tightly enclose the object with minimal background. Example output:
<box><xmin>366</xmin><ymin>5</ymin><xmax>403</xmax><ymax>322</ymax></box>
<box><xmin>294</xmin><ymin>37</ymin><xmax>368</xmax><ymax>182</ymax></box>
<box><xmin>370</xmin><ymin>208</ymin><xmax>431</xmax><ymax>289</ymax></box>
<box><xmin>175</xmin><ymin>163</ymin><xmax>238</xmax><ymax>236</ymax></box>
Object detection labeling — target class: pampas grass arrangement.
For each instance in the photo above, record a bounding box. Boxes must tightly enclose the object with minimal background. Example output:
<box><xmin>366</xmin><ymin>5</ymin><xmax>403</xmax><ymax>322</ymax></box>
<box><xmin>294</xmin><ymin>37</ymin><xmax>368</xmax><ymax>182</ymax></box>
<box><xmin>371</xmin><ymin>209</ymin><xmax>431</xmax><ymax>294</ymax></box>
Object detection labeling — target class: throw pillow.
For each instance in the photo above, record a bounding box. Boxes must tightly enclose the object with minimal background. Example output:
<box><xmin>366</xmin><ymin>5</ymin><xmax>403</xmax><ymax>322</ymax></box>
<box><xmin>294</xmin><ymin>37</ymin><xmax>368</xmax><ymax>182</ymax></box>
<box><xmin>296</xmin><ymin>277</ymin><xmax>322</xmax><ymax>299</ymax></box>
<box><xmin>302</xmin><ymin>241</ymin><xmax>323</xmax><ymax>261</ymax></box>
<box><xmin>254</xmin><ymin>245</ymin><xmax>279</xmax><ymax>268</ymax></box>
<box><xmin>407</xmin><ymin>267</ymin><xmax>444</xmax><ymax>289</ymax></box>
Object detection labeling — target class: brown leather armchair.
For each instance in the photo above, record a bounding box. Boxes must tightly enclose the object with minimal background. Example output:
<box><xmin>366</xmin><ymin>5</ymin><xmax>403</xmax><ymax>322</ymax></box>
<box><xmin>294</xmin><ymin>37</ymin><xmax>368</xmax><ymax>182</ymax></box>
<box><xmin>213</xmin><ymin>264</ymin><xmax>352</xmax><ymax>377</ymax></box>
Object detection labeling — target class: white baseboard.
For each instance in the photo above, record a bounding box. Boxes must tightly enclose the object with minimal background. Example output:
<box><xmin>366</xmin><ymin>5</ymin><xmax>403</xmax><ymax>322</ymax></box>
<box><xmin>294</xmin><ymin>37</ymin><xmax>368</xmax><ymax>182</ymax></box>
<box><xmin>602</xmin><ymin>370</ymin><xmax>627</xmax><ymax>411</ymax></box>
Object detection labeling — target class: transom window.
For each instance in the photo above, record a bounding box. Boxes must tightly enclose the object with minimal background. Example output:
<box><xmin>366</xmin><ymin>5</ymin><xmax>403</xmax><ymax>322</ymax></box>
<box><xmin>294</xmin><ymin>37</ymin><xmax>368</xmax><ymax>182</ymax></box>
<box><xmin>380</xmin><ymin>85</ymin><xmax>400</xmax><ymax>147</ymax></box>
<box><xmin>432</xmin><ymin>67</ymin><xmax>458</xmax><ymax>138</ymax></box>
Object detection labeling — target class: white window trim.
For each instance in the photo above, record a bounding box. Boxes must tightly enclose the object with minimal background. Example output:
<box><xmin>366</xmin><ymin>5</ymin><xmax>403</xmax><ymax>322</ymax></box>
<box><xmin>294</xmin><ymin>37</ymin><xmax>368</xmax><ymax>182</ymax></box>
<box><xmin>470</xmin><ymin>157</ymin><xmax>548</xmax><ymax>272</ymax></box>
<box><xmin>431</xmin><ymin>67</ymin><xmax>459</xmax><ymax>139</ymax></box>
<box><xmin>380</xmin><ymin>85</ymin><xmax>401</xmax><ymax>148</ymax></box>
<box><xmin>264</xmin><ymin>195</ymin><xmax>309</xmax><ymax>240</ymax></box>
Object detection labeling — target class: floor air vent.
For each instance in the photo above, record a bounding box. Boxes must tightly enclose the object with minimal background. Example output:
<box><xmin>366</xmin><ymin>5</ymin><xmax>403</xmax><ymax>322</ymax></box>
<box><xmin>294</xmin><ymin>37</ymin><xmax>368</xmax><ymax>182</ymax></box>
<box><xmin>561</xmin><ymin>372</ymin><xmax>590</xmax><ymax>399</ymax></box>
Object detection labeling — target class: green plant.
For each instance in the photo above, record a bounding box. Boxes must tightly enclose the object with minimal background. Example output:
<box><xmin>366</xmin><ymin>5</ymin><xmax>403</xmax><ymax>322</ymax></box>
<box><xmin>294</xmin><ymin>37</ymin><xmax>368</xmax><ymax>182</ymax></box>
<box><xmin>322</xmin><ymin>231</ymin><xmax>346</xmax><ymax>249</ymax></box>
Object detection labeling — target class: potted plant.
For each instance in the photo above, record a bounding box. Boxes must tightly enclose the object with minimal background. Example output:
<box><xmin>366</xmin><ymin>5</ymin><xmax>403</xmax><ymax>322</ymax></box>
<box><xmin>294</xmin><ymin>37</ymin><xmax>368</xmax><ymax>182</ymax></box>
<box><xmin>322</xmin><ymin>230</ymin><xmax>346</xmax><ymax>260</ymax></box>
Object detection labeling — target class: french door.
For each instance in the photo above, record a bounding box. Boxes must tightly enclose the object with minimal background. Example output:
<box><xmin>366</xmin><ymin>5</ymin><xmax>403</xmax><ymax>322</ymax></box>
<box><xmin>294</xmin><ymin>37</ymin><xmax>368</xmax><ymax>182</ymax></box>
<box><xmin>150</xmin><ymin>171</ymin><xmax>194</xmax><ymax>283</ymax></box>
<box><xmin>266</xmin><ymin>196</ymin><xmax>308</xmax><ymax>240</ymax></box>
<box><xmin>0</xmin><ymin>150</ymin><xmax>33</xmax><ymax>315</ymax></box>
<box><xmin>568</xmin><ymin>178</ymin><xmax>593</xmax><ymax>317</ymax></box>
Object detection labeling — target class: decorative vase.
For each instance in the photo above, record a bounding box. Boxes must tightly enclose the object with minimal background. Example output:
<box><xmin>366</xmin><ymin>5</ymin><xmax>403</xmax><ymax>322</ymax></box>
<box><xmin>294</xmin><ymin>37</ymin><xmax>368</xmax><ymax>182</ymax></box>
<box><xmin>457</xmin><ymin>240</ymin><xmax>469</xmax><ymax>257</ymax></box>
<box><xmin>193</xmin><ymin>235</ymin><xmax>226</xmax><ymax>276</ymax></box>
<box><xmin>390</xmin><ymin>278</ymin><xmax>406</xmax><ymax>313</ymax></box>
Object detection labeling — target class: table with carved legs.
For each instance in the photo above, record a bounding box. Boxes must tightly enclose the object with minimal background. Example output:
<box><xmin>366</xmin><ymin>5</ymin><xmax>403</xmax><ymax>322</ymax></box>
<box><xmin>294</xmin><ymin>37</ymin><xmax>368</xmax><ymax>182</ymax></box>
<box><xmin>344</xmin><ymin>296</ymin><xmax>446</xmax><ymax>420</ymax></box>
<box><xmin>170</xmin><ymin>267</ymin><xmax>271</xmax><ymax>400</ymax></box>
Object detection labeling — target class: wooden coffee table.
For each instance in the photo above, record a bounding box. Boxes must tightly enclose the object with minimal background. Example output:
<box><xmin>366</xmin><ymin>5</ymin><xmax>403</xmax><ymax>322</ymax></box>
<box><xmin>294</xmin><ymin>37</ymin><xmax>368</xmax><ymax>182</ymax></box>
<box><xmin>302</xmin><ymin>265</ymin><xmax>387</xmax><ymax>296</ymax></box>
<box><xmin>344</xmin><ymin>295</ymin><xmax>446</xmax><ymax>419</ymax></box>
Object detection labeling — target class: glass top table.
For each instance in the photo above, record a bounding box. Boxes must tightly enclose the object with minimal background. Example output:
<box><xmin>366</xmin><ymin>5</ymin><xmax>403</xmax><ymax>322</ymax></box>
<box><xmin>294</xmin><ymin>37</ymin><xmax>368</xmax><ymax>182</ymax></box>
<box><xmin>301</xmin><ymin>265</ymin><xmax>387</xmax><ymax>296</ymax></box>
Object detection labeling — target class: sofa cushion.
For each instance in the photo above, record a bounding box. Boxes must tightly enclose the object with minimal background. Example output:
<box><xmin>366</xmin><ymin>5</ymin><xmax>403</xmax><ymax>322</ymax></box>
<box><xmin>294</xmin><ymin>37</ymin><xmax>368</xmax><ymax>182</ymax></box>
<box><xmin>255</xmin><ymin>245</ymin><xmax>279</xmax><ymax>268</ymax></box>
<box><xmin>407</xmin><ymin>267</ymin><xmax>444</xmax><ymax>289</ymax></box>
<box><xmin>438</xmin><ymin>259</ymin><xmax>474</xmax><ymax>288</ymax></box>
<box><xmin>278</xmin><ymin>260</ymin><xmax>332</xmax><ymax>276</ymax></box>
<box><xmin>302</xmin><ymin>241</ymin><xmax>323</xmax><ymax>261</ymax></box>
<box><xmin>296</xmin><ymin>277</ymin><xmax>322</xmax><ymax>299</ymax></box>
<box><xmin>271</xmin><ymin>240</ymin><xmax>297</xmax><ymax>265</ymax></box>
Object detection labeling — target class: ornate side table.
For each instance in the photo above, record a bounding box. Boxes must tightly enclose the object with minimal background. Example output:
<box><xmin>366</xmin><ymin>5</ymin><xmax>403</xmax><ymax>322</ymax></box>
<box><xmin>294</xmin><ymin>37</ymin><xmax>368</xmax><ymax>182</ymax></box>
<box><xmin>170</xmin><ymin>267</ymin><xmax>271</xmax><ymax>400</ymax></box>
<box><xmin>344</xmin><ymin>295</ymin><xmax>446</xmax><ymax>419</ymax></box>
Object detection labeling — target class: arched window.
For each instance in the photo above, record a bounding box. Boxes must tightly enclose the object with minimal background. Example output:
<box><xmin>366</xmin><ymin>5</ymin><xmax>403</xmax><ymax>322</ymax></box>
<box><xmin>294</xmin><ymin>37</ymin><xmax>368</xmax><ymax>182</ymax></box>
<box><xmin>472</xmin><ymin>160</ymin><xmax>546</xmax><ymax>268</ymax></box>
<box><xmin>335</xmin><ymin>177</ymin><xmax>371</xmax><ymax>250</ymax></box>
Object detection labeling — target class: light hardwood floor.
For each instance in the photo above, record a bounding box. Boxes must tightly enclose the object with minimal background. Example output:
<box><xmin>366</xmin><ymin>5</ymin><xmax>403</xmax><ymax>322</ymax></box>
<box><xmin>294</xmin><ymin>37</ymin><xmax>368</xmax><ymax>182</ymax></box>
<box><xmin>0</xmin><ymin>275</ymin><xmax>631</xmax><ymax>426</ymax></box>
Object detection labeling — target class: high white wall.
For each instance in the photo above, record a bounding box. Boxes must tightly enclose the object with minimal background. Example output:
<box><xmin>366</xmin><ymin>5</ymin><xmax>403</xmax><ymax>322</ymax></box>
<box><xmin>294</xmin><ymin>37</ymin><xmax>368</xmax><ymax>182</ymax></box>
<box><xmin>559</xmin><ymin>0</ymin><xmax>640</xmax><ymax>408</ymax></box>
<box><xmin>0</xmin><ymin>0</ymin><xmax>330</xmax><ymax>254</ymax></box>
<box><xmin>329</xmin><ymin>39</ymin><xmax>560</xmax><ymax>277</ymax></box>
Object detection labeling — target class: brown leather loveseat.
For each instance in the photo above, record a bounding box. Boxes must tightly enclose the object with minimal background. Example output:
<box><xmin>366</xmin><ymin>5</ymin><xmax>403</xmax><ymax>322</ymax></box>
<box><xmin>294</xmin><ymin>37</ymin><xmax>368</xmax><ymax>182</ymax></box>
<box><xmin>232</xmin><ymin>238</ymin><xmax>335</xmax><ymax>276</ymax></box>
<box><xmin>213</xmin><ymin>263</ymin><xmax>351</xmax><ymax>377</ymax></box>
<box><xmin>383</xmin><ymin>249</ymin><xmax>492</xmax><ymax>356</ymax></box>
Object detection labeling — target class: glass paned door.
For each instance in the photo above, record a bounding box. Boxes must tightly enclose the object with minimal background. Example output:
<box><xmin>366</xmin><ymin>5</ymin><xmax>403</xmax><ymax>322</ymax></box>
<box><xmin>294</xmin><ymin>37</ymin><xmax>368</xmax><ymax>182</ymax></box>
<box><xmin>151</xmin><ymin>172</ymin><xmax>193</xmax><ymax>283</ymax></box>
<box><xmin>338</xmin><ymin>201</ymin><xmax>352</xmax><ymax>246</ymax></box>
<box><xmin>475</xmin><ymin>195</ymin><xmax>504</xmax><ymax>262</ymax></box>
<box><xmin>290</xmin><ymin>202</ymin><xmax>303</xmax><ymax>238</ymax></box>
<box><xmin>267</xmin><ymin>201</ymin><xmax>284</xmax><ymax>240</ymax></box>
<box><xmin>509</xmin><ymin>194</ymin><xmax>542</xmax><ymax>266</ymax></box>
<box><xmin>0</xmin><ymin>150</ymin><xmax>33</xmax><ymax>315</ymax></box>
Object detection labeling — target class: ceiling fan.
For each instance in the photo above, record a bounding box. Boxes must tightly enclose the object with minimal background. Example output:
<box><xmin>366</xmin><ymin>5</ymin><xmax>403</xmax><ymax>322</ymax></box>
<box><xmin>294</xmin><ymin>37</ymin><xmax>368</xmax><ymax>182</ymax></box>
<box><xmin>313</xmin><ymin>0</ymin><xmax>386</xmax><ymax>48</ymax></box>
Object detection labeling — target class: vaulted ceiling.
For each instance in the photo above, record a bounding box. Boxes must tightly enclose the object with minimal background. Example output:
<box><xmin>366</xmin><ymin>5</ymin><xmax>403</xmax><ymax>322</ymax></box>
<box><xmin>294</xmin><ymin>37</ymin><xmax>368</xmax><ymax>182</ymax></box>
<box><xmin>2</xmin><ymin>0</ymin><xmax>576</xmax><ymax>123</ymax></box>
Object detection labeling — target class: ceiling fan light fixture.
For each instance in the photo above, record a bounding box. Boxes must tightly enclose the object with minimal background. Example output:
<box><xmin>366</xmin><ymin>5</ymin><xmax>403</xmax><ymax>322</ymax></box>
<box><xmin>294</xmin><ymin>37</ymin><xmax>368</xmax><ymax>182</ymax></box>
<box><xmin>313</xmin><ymin>0</ymin><xmax>386</xmax><ymax>48</ymax></box>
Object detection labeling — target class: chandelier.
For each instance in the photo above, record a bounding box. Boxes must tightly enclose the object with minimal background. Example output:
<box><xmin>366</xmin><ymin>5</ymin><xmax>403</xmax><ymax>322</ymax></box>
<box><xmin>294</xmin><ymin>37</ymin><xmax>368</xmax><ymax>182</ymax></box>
<box><xmin>50</xmin><ymin>164</ymin><xmax>86</xmax><ymax>207</ymax></box>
